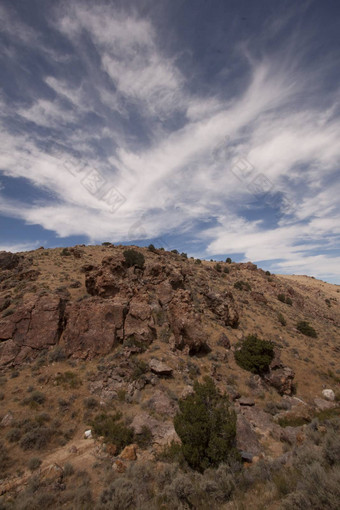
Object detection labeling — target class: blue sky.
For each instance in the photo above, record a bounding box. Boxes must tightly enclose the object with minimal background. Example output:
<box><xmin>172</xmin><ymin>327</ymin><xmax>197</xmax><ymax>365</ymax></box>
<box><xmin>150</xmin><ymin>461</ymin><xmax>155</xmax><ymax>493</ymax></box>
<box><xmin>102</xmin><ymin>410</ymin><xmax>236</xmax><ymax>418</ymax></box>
<box><xmin>0</xmin><ymin>0</ymin><xmax>339</xmax><ymax>283</ymax></box>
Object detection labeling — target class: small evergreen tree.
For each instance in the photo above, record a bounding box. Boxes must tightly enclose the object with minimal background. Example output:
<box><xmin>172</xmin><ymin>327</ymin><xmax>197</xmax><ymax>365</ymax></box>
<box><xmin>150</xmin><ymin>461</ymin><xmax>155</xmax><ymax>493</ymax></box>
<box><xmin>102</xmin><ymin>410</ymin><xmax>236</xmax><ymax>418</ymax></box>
<box><xmin>123</xmin><ymin>249</ymin><xmax>145</xmax><ymax>269</ymax></box>
<box><xmin>296</xmin><ymin>321</ymin><xmax>317</xmax><ymax>338</ymax></box>
<box><xmin>174</xmin><ymin>377</ymin><xmax>238</xmax><ymax>472</ymax></box>
<box><xmin>235</xmin><ymin>334</ymin><xmax>274</xmax><ymax>375</ymax></box>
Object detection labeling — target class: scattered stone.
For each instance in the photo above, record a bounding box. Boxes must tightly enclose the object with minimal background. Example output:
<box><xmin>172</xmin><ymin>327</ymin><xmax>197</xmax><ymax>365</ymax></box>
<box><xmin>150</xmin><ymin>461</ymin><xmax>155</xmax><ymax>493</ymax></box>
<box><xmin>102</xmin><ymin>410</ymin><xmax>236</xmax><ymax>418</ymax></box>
<box><xmin>181</xmin><ymin>385</ymin><xmax>194</xmax><ymax>399</ymax></box>
<box><xmin>238</xmin><ymin>397</ymin><xmax>255</xmax><ymax>406</ymax></box>
<box><xmin>84</xmin><ymin>429</ymin><xmax>92</xmax><ymax>439</ymax></box>
<box><xmin>236</xmin><ymin>414</ymin><xmax>261</xmax><ymax>455</ymax></box>
<box><xmin>146</xmin><ymin>389</ymin><xmax>178</xmax><ymax>416</ymax></box>
<box><xmin>314</xmin><ymin>397</ymin><xmax>336</xmax><ymax>411</ymax></box>
<box><xmin>105</xmin><ymin>443</ymin><xmax>117</xmax><ymax>456</ymax></box>
<box><xmin>112</xmin><ymin>459</ymin><xmax>126</xmax><ymax>473</ymax></box>
<box><xmin>0</xmin><ymin>411</ymin><xmax>14</xmax><ymax>427</ymax></box>
<box><xmin>241</xmin><ymin>451</ymin><xmax>254</xmax><ymax>462</ymax></box>
<box><xmin>217</xmin><ymin>333</ymin><xmax>231</xmax><ymax>349</ymax></box>
<box><xmin>149</xmin><ymin>359</ymin><xmax>173</xmax><ymax>376</ymax></box>
<box><xmin>120</xmin><ymin>444</ymin><xmax>138</xmax><ymax>461</ymax></box>
<box><xmin>322</xmin><ymin>389</ymin><xmax>335</xmax><ymax>401</ymax></box>
<box><xmin>226</xmin><ymin>386</ymin><xmax>241</xmax><ymax>401</ymax></box>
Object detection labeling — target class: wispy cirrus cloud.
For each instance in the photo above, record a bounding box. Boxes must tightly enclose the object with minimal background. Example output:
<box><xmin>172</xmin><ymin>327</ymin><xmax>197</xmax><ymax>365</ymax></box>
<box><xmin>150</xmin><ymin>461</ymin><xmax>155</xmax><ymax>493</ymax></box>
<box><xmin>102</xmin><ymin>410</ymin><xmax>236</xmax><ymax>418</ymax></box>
<box><xmin>0</xmin><ymin>1</ymin><xmax>339</xmax><ymax>282</ymax></box>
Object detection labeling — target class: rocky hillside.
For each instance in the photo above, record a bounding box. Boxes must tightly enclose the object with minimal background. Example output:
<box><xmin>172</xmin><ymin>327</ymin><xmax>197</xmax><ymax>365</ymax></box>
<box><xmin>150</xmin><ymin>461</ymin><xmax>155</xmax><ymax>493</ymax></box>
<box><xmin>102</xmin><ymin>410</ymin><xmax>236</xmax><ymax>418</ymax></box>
<box><xmin>0</xmin><ymin>244</ymin><xmax>339</xmax><ymax>508</ymax></box>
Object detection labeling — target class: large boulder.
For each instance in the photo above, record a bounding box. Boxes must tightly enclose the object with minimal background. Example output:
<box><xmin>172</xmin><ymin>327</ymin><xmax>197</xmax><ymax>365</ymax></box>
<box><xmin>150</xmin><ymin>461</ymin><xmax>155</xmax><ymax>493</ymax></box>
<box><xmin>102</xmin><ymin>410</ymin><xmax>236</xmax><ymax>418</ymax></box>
<box><xmin>204</xmin><ymin>290</ymin><xmax>239</xmax><ymax>328</ymax></box>
<box><xmin>265</xmin><ymin>366</ymin><xmax>295</xmax><ymax>396</ymax></box>
<box><xmin>124</xmin><ymin>296</ymin><xmax>156</xmax><ymax>346</ymax></box>
<box><xmin>62</xmin><ymin>297</ymin><xmax>128</xmax><ymax>358</ymax></box>
<box><xmin>236</xmin><ymin>413</ymin><xmax>262</xmax><ymax>455</ymax></box>
<box><xmin>264</xmin><ymin>349</ymin><xmax>295</xmax><ymax>395</ymax></box>
<box><xmin>149</xmin><ymin>359</ymin><xmax>173</xmax><ymax>377</ymax></box>
<box><xmin>168</xmin><ymin>290</ymin><xmax>208</xmax><ymax>354</ymax></box>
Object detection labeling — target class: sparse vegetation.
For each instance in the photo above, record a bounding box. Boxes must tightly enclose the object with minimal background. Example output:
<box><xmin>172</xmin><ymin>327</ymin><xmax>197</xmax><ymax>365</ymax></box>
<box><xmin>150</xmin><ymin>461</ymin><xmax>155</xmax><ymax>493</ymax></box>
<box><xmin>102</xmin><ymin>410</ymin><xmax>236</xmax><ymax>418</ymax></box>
<box><xmin>297</xmin><ymin>321</ymin><xmax>317</xmax><ymax>338</ymax></box>
<box><xmin>91</xmin><ymin>412</ymin><xmax>134</xmax><ymax>453</ymax></box>
<box><xmin>277</xmin><ymin>312</ymin><xmax>287</xmax><ymax>326</ymax></box>
<box><xmin>234</xmin><ymin>280</ymin><xmax>251</xmax><ymax>291</ymax></box>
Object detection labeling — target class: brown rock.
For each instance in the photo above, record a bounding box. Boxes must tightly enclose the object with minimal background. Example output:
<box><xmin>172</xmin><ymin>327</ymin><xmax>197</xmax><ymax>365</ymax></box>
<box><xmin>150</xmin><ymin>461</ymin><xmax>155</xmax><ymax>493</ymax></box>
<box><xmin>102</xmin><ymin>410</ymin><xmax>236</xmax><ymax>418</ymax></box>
<box><xmin>149</xmin><ymin>359</ymin><xmax>173</xmax><ymax>376</ymax></box>
<box><xmin>112</xmin><ymin>459</ymin><xmax>126</xmax><ymax>472</ymax></box>
<box><xmin>236</xmin><ymin>414</ymin><xmax>261</xmax><ymax>455</ymax></box>
<box><xmin>0</xmin><ymin>252</ymin><xmax>21</xmax><ymax>270</ymax></box>
<box><xmin>106</xmin><ymin>443</ymin><xmax>117</xmax><ymax>456</ymax></box>
<box><xmin>120</xmin><ymin>444</ymin><xmax>137</xmax><ymax>461</ymax></box>
<box><xmin>62</xmin><ymin>296</ymin><xmax>130</xmax><ymax>358</ymax></box>
<box><xmin>146</xmin><ymin>389</ymin><xmax>178</xmax><ymax>416</ymax></box>
<box><xmin>124</xmin><ymin>297</ymin><xmax>156</xmax><ymax>346</ymax></box>
<box><xmin>265</xmin><ymin>366</ymin><xmax>295</xmax><ymax>395</ymax></box>
<box><xmin>0</xmin><ymin>294</ymin><xmax>64</xmax><ymax>365</ymax></box>
<box><xmin>204</xmin><ymin>290</ymin><xmax>239</xmax><ymax>328</ymax></box>
<box><xmin>251</xmin><ymin>292</ymin><xmax>267</xmax><ymax>304</ymax></box>
<box><xmin>168</xmin><ymin>290</ymin><xmax>208</xmax><ymax>353</ymax></box>
<box><xmin>238</xmin><ymin>397</ymin><xmax>255</xmax><ymax>406</ymax></box>
<box><xmin>314</xmin><ymin>397</ymin><xmax>336</xmax><ymax>411</ymax></box>
<box><xmin>218</xmin><ymin>333</ymin><xmax>231</xmax><ymax>349</ymax></box>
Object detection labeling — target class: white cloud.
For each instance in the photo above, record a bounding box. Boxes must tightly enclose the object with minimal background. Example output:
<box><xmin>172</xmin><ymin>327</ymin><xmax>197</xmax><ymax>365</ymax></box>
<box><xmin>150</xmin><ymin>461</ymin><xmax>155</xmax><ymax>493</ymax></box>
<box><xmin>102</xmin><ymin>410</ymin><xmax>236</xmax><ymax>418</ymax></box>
<box><xmin>0</xmin><ymin>2</ymin><xmax>339</xmax><ymax>282</ymax></box>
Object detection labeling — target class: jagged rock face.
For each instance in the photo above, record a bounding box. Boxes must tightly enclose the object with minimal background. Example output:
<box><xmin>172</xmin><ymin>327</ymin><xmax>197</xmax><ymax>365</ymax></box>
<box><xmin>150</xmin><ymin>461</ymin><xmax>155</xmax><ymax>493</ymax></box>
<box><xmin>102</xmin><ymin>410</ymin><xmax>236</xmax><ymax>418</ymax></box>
<box><xmin>0</xmin><ymin>252</ymin><xmax>22</xmax><ymax>270</ymax></box>
<box><xmin>0</xmin><ymin>295</ymin><xmax>63</xmax><ymax>365</ymax></box>
<box><xmin>167</xmin><ymin>290</ymin><xmax>207</xmax><ymax>354</ymax></box>
<box><xmin>0</xmin><ymin>251</ymin><xmax>240</xmax><ymax>364</ymax></box>
<box><xmin>204</xmin><ymin>290</ymin><xmax>239</xmax><ymax>328</ymax></box>
<box><xmin>61</xmin><ymin>297</ymin><xmax>127</xmax><ymax>359</ymax></box>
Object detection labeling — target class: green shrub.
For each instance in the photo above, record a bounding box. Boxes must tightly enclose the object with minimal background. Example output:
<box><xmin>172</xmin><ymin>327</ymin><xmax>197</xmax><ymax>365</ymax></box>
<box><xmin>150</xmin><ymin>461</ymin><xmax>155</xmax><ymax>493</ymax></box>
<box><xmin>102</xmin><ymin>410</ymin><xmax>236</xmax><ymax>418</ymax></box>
<box><xmin>99</xmin><ymin>479</ymin><xmax>136</xmax><ymax>509</ymax></box>
<box><xmin>28</xmin><ymin>457</ymin><xmax>42</xmax><ymax>471</ymax></box>
<box><xmin>91</xmin><ymin>413</ymin><xmax>134</xmax><ymax>453</ymax></box>
<box><xmin>102</xmin><ymin>242</ymin><xmax>112</xmax><ymax>246</ymax></box>
<box><xmin>171</xmin><ymin>249</ymin><xmax>179</xmax><ymax>254</ymax></box>
<box><xmin>147</xmin><ymin>244</ymin><xmax>157</xmax><ymax>252</ymax></box>
<box><xmin>123</xmin><ymin>249</ymin><xmax>145</xmax><ymax>269</ymax></box>
<box><xmin>226</xmin><ymin>257</ymin><xmax>232</xmax><ymax>264</ymax></box>
<box><xmin>223</xmin><ymin>266</ymin><xmax>230</xmax><ymax>274</ymax></box>
<box><xmin>277</xmin><ymin>312</ymin><xmax>287</xmax><ymax>326</ymax></box>
<box><xmin>181</xmin><ymin>252</ymin><xmax>188</xmax><ymax>259</ymax></box>
<box><xmin>48</xmin><ymin>346</ymin><xmax>66</xmax><ymax>362</ymax></box>
<box><xmin>173</xmin><ymin>377</ymin><xmax>238</xmax><ymax>472</ymax></box>
<box><xmin>265</xmin><ymin>270</ymin><xmax>271</xmax><ymax>275</ymax></box>
<box><xmin>55</xmin><ymin>371</ymin><xmax>82</xmax><ymax>388</ymax></box>
<box><xmin>22</xmin><ymin>391</ymin><xmax>46</xmax><ymax>408</ymax></box>
<box><xmin>234</xmin><ymin>334</ymin><xmax>274</xmax><ymax>375</ymax></box>
<box><xmin>135</xmin><ymin>425</ymin><xmax>153</xmax><ymax>449</ymax></box>
<box><xmin>278</xmin><ymin>294</ymin><xmax>293</xmax><ymax>305</ymax></box>
<box><xmin>195</xmin><ymin>258</ymin><xmax>202</xmax><ymax>264</ymax></box>
<box><xmin>132</xmin><ymin>359</ymin><xmax>148</xmax><ymax>380</ymax></box>
<box><xmin>296</xmin><ymin>321</ymin><xmax>317</xmax><ymax>338</ymax></box>
<box><xmin>61</xmin><ymin>248</ymin><xmax>71</xmax><ymax>256</ymax></box>
<box><xmin>19</xmin><ymin>427</ymin><xmax>52</xmax><ymax>450</ymax></box>
<box><xmin>214</xmin><ymin>263</ymin><xmax>222</xmax><ymax>272</ymax></box>
<box><xmin>234</xmin><ymin>280</ymin><xmax>251</xmax><ymax>291</ymax></box>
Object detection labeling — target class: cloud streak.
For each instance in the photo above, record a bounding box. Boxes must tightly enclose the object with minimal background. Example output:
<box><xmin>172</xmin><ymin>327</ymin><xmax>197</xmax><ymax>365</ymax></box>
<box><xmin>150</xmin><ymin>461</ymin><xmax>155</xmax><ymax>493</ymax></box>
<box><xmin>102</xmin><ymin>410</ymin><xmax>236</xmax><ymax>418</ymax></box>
<box><xmin>0</xmin><ymin>1</ymin><xmax>339</xmax><ymax>282</ymax></box>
